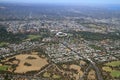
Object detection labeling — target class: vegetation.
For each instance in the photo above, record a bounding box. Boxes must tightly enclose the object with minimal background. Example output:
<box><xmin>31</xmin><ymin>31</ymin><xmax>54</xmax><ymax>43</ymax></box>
<box><xmin>105</xmin><ymin>61</ymin><xmax>120</xmax><ymax>67</ymax></box>
<box><xmin>27</xmin><ymin>35</ymin><xmax>42</xmax><ymax>41</ymax></box>
<box><xmin>0</xmin><ymin>26</ymin><xmax>26</xmax><ymax>43</ymax></box>
<box><xmin>52</xmin><ymin>74</ymin><xmax>61</xmax><ymax>79</ymax></box>
<box><xmin>0</xmin><ymin>26</ymin><xmax>52</xmax><ymax>43</ymax></box>
<box><xmin>27</xmin><ymin>56</ymin><xmax>37</xmax><ymax>59</ymax></box>
<box><xmin>110</xmin><ymin>70</ymin><xmax>120</xmax><ymax>78</ymax></box>
<box><xmin>39</xmin><ymin>28</ymin><xmax>51</xmax><ymax>38</ymax></box>
<box><xmin>66</xmin><ymin>30</ymin><xmax>120</xmax><ymax>41</ymax></box>
<box><xmin>0</xmin><ymin>65</ymin><xmax>9</xmax><ymax>71</ymax></box>
<box><xmin>43</xmin><ymin>72</ymin><xmax>61</xmax><ymax>79</ymax></box>
<box><xmin>0</xmin><ymin>42</ymin><xmax>9</xmax><ymax>47</ymax></box>
<box><xmin>103</xmin><ymin>61</ymin><xmax>120</xmax><ymax>78</ymax></box>
<box><xmin>102</xmin><ymin>67</ymin><xmax>112</xmax><ymax>72</ymax></box>
<box><xmin>24</xmin><ymin>62</ymin><xmax>32</xmax><ymax>66</ymax></box>
<box><xmin>89</xmin><ymin>44</ymin><xmax>103</xmax><ymax>50</ymax></box>
<box><xmin>43</xmin><ymin>72</ymin><xmax>51</xmax><ymax>78</ymax></box>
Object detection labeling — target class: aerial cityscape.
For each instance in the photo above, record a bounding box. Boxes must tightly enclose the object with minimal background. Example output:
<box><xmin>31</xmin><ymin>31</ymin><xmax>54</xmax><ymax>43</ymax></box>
<box><xmin>0</xmin><ymin>0</ymin><xmax>120</xmax><ymax>80</ymax></box>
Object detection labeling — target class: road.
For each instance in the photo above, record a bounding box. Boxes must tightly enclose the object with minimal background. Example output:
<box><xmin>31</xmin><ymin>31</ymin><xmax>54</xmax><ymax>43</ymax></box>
<box><xmin>87</xmin><ymin>58</ymin><xmax>103</xmax><ymax>80</ymax></box>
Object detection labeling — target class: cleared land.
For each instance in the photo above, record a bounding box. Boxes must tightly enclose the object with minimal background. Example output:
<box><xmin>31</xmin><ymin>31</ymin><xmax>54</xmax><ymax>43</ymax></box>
<box><xmin>70</xmin><ymin>64</ymin><xmax>83</xmax><ymax>80</ymax></box>
<box><xmin>87</xmin><ymin>69</ymin><xmax>96</xmax><ymax>80</ymax></box>
<box><xmin>14</xmin><ymin>52</ymin><xmax>48</xmax><ymax>73</ymax></box>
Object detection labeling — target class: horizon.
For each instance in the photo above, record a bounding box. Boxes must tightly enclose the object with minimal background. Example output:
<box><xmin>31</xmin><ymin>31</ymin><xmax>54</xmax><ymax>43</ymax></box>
<box><xmin>1</xmin><ymin>0</ymin><xmax>120</xmax><ymax>6</ymax></box>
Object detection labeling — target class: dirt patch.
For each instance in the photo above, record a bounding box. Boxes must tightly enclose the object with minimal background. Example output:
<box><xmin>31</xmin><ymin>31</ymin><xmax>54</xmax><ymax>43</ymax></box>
<box><xmin>87</xmin><ymin>69</ymin><xmax>96</xmax><ymax>80</ymax></box>
<box><xmin>80</xmin><ymin>61</ymin><xmax>86</xmax><ymax>66</ymax></box>
<box><xmin>70</xmin><ymin>64</ymin><xmax>83</xmax><ymax>80</ymax></box>
<box><xmin>14</xmin><ymin>53</ymin><xmax>48</xmax><ymax>73</ymax></box>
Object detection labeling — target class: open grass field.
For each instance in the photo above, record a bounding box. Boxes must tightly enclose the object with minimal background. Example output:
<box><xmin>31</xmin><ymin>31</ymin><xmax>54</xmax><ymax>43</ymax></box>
<box><xmin>0</xmin><ymin>65</ymin><xmax>9</xmax><ymax>71</ymax></box>
<box><xmin>43</xmin><ymin>72</ymin><xmax>51</xmax><ymax>78</ymax></box>
<box><xmin>27</xmin><ymin>35</ymin><xmax>41</xmax><ymax>40</ymax></box>
<box><xmin>102</xmin><ymin>60</ymin><xmax>120</xmax><ymax>78</ymax></box>
<box><xmin>102</xmin><ymin>67</ymin><xmax>112</xmax><ymax>72</ymax></box>
<box><xmin>110</xmin><ymin>70</ymin><xmax>120</xmax><ymax>78</ymax></box>
<box><xmin>105</xmin><ymin>61</ymin><xmax>120</xmax><ymax>67</ymax></box>
<box><xmin>52</xmin><ymin>74</ymin><xmax>61</xmax><ymax>79</ymax></box>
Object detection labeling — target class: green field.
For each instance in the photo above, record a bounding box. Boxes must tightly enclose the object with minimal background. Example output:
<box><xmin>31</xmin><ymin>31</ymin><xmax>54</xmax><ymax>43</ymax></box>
<box><xmin>103</xmin><ymin>61</ymin><xmax>120</xmax><ymax>78</ymax></box>
<box><xmin>105</xmin><ymin>61</ymin><xmax>120</xmax><ymax>67</ymax></box>
<box><xmin>0</xmin><ymin>42</ymin><xmax>8</xmax><ymax>47</ymax></box>
<box><xmin>110</xmin><ymin>70</ymin><xmax>120</xmax><ymax>78</ymax></box>
<box><xmin>102</xmin><ymin>67</ymin><xmax>112</xmax><ymax>72</ymax></box>
<box><xmin>27</xmin><ymin>35</ymin><xmax>41</xmax><ymax>40</ymax></box>
<box><xmin>0</xmin><ymin>65</ymin><xmax>9</xmax><ymax>71</ymax></box>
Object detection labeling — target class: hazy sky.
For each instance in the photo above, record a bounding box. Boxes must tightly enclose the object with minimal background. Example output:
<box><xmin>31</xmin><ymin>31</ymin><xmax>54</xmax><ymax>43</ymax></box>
<box><xmin>1</xmin><ymin>0</ymin><xmax>120</xmax><ymax>5</ymax></box>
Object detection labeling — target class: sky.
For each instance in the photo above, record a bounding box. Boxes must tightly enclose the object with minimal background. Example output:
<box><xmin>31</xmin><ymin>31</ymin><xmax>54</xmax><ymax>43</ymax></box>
<box><xmin>0</xmin><ymin>0</ymin><xmax>120</xmax><ymax>5</ymax></box>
